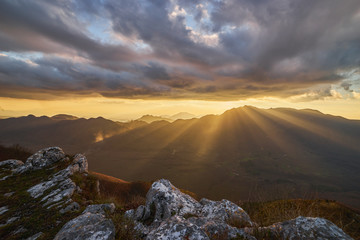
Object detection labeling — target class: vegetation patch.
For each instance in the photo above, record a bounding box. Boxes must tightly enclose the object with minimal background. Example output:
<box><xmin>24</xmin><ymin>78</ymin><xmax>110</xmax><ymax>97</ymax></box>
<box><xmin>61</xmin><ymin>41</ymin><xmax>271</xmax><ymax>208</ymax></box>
<box><xmin>240</xmin><ymin>199</ymin><xmax>360</xmax><ymax>239</ymax></box>
<box><xmin>0</xmin><ymin>160</ymin><xmax>76</xmax><ymax>239</ymax></box>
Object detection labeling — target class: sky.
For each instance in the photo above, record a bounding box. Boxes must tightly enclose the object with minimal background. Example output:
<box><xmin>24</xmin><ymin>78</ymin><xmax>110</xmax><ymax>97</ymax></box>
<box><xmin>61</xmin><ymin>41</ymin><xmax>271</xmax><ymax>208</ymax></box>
<box><xmin>0</xmin><ymin>0</ymin><xmax>359</xmax><ymax>120</ymax></box>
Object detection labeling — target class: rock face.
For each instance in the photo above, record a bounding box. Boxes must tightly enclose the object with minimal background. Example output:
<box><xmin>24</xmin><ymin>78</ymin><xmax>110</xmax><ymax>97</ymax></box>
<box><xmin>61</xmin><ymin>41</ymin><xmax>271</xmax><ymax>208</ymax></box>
<box><xmin>127</xmin><ymin>179</ymin><xmax>353</xmax><ymax>240</ymax></box>
<box><xmin>126</xmin><ymin>179</ymin><xmax>254</xmax><ymax>239</ymax></box>
<box><xmin>54</xmin><ymin>204</ymin><xmax>116</xmax><ymax>240</ymax></box>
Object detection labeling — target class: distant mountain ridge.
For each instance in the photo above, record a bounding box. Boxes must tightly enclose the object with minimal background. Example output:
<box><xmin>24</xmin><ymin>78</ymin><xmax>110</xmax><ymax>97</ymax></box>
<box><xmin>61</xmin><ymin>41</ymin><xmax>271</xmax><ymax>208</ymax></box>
<box><xmin>136</xmin><ymin>112</ymin><xmax>196</xmax><ymax>123</ymax></box>
<box><xmin>1</xmin><ymin>106</ymin><xmax>360</xmax><ymax>209</ymax></box>
<box><xmin>0</xmin><ymin>114</ymin><xmax>146</xmax><ymax>153</ymax></box>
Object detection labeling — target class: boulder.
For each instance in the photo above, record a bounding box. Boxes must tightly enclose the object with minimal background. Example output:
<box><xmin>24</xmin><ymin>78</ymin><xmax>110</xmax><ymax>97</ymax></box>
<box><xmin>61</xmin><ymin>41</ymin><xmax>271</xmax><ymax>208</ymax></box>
<box><xmin>14</xmin><ymin>147</ymin><xmax>66</xmax><ymax>173</ymax></box>
<box><xmin>146</xmin><ymin>216</ymin><xmax>209</xmax><ymax>240</ymax></box>
<box><xmin>266</xmin><ymin>216</ymin><xmax>353</xmax><ymax>240</ymax></box>
<box><xmin>54</xmin><ymin>204</ymin><xmax>116</xmax><ymax>240</ymax></box>
<box><xmin>83</xmin><ymin>203</ymin><xmax>115</xmax><ymax>215</ymax></box>
<box><xmin>136</xmin><ymin>179</ymin><xmax>202</xmax><ymax>224</ymax></box>
<box><xmin>126</xmin><ymin>179</ymin><xmax>253</xmax><ymax>240</ymax></box>
<box><xmin>27</xmin><ymin>149</ymin><xmax>90</xmax><ymax>210</ymax></box>
<box><xmin>69</xmin><ymin>154</ymin><xmax>88</xmax><ymax>174</ymax></box>
<box><xmin>0</xmin><ymin>159</ymin><xmax>24</xmax><ymax>169</ymax></box>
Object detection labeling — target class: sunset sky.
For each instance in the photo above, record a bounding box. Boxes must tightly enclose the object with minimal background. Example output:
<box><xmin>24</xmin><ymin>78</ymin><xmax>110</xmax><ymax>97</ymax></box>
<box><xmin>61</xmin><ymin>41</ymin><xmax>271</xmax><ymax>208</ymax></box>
<box><xmin>0</xmin><ymin>0</ymin><xmax>359</xmax><ymax>120</ymax></box>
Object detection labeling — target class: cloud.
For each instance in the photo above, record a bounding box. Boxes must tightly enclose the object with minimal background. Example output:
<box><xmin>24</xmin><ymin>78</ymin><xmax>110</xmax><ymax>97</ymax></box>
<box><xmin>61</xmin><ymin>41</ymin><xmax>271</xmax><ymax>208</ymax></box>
<box><xmin>0</xmin><ymin>0</ymin><xmax>359</xmax><ymax>100</ymax></box>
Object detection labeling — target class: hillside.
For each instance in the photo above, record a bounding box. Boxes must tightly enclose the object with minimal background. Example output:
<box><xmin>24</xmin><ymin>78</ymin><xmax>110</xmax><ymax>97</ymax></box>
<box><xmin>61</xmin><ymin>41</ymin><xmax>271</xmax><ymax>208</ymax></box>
<box><xmin>0</xmin><ymin>115</ymin><xmax>146</xmax><ymax>153</ymax></box>
<box><xmin>0</xmin><ymin>146</ymin><xmax>358</xmax><ymax>239</ymax></box>
<box><xmin>88</xmin><ymin>106</ymin><xmax>360</xmax><ymax>208</ymax></box>
<box><xmin>136</xmin><ymin>115</ymin><xmax>172</xmax><ymax>123</ymax></box>
<box><xmin>1</xmin><ymin>106</ymin><xmax>360</xmax><ymax>209</ymax></box>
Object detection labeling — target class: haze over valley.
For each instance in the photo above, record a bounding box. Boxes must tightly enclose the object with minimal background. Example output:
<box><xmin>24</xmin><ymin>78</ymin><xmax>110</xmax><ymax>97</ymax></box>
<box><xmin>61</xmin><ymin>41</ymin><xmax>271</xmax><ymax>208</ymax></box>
<box><xmin>1</xmin><ymin>106</ymin><xmax>360</xmax><ymax>208</ymax></box>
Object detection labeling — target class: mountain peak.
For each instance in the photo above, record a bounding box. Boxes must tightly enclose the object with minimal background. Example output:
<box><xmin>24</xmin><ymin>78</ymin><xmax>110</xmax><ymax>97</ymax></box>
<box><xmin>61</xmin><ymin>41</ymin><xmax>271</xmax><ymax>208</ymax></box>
<box><xmin>51</xmin><ymin>114</ymin><xmax>78</xmax><ymax>120</ymax></box>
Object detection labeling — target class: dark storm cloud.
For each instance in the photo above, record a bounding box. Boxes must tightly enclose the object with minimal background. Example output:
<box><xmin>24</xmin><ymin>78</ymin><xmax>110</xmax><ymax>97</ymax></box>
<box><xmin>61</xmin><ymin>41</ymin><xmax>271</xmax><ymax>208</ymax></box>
<box><xmin>0</xmin><ymin>0</ymin><xmax>359</xmax><ymax>100</ymax></box>
<box><xmin>0</xmin><ymin>55</ymin><xmax>165</xmax><ymax>98</ymax></box>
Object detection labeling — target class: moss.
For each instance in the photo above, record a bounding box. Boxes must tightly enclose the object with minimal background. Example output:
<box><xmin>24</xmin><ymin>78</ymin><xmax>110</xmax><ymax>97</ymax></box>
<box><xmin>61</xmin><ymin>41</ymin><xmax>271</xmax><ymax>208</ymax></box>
<box><xmin>0</xmin><ymin>159</ymin><xmax>80</xmax><ymax>239</ymax></box>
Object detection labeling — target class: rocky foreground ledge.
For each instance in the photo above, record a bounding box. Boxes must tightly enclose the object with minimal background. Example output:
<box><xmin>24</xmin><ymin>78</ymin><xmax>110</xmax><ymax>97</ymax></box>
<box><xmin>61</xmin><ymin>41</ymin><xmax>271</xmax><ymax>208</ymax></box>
<box><xmin>0</xmin><ymin>147</ymin><xmax>354</xmax><ymax>240</ymax></box>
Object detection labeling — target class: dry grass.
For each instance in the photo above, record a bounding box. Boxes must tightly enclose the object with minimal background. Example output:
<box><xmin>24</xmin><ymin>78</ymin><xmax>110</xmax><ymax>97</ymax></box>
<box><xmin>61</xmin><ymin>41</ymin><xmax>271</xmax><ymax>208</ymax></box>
<box><xmin>91</xmin><ymin>171</ymin><xmax>150</xmax><ymax>210</ymax></box>
<box><xmin>110</xmin><ymin>208</ymin><xmax>142</xmax><ymax>240</ymax></box>
<box><xmin>0</xmin><ymin>144</ymin><xmax>32</xmax><ymax>162</ymax></box>
<box><xmin>226</xmin><ymin>216</ymin><xmax>252</xmax><ymax>229</ymax></box>
<box><xmin>240</xmin><ymin>199</ymin><xmax>360</xmax><ymax>240</ymax></box>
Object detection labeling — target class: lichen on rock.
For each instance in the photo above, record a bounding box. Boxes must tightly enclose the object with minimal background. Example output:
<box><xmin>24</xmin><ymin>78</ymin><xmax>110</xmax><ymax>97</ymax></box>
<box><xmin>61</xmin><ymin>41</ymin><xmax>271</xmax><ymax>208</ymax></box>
<box><xmin>266</xmin><ymin>216</ymin><xmax>353</xmax><ymax>240</ymax></box>
<box><xmin>54</xmin><ymin>204</ymin><xmax>116</xmax><ymax>240</ymax></box>
<box><xmin>126</xmin><ymin>179</ymin><xmax>254</xmax><ymax>240</ymax></box>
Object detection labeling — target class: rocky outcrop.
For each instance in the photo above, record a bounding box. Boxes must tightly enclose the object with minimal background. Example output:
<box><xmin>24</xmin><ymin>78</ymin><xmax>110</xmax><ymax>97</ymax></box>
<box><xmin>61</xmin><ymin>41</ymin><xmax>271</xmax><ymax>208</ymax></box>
<box><xmin>127</xmin><ymin>179</ymin><xmax>353</xmax><ymax>240</ymax></box>
<box><xmin>265</xmin><ymin>216</ymin><xmax>353</xmax><ymax>240</ymax></box>
<box><xmin>0</xmin><ymin>147</ymin><xmax>354</xmax><ymax>239</ymax></box>
<box><xmin>14</xmin><ymin>147</ymin><xmax>67</xmax><ymax>173</ymax></box>
<box><xmin>0</xmin><ymin>146</ymin><xmax>116</xmax><ymax>239</ymax></box>
<box><xmin>54</xmin><ymin>204</ymin><xmax>116</xmax><ymax>240</ymax></box>
<box><xmin>126</xmin><ymin>179</ymin><xmax>254</xmax><ymax>239</ymax></box>
<box><xmin>26</xmin><ymin>152</ymin><xmax>88</xmax><ymax>210</ymax></box>
<box><xmin>0</xmin><ymin>159</ymin><xmax>24</xmax><ymax>169</ymax></box>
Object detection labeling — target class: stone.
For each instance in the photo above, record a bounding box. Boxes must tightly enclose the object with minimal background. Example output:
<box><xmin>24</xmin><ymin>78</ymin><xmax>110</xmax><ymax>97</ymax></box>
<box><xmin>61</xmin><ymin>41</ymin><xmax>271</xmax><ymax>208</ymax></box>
<box><xmin>199</xmin><ymin>198</ymin><xmax>253</xmax><ymax>225</ymax></box>
<box><xmin>0</xmin><ymin>216</ymin><xmax>19</xmax><ymax>227</ymax></box>
<box><xmin>146</xmin><ymin>216</ymin><xmax>209</xmax><ymax>240</ymax></box>
<box><xmin>25</xmin><ymin>232</ymin><xmax>43</xmax><ymax>240</ymax></box>
<box><xmin>60</xmin><ymin>202</ymin><xmax>80</xmax><ymax>214</ymax></box>
<box><xmin>14</xmin><ymin>147</ymin><xmax>66</xmax><ymax>173</ymax></box>
<box><xmin>135</xmin><ymin>179</ymin><xmax>202</xmax><ymax>224</ymax></box>
<box><xmin>68</xmin><ymin>154</ymin><xmax>88</xmax><ymax>174</ymax></box>
<box><xmin>0</xmin><ymin>159</ymin><xmax>24</xmax><ymax>169</ymax></box>
<box><xmin>0</xmin><ymin>206</ymin><xmax>8</xmax><ymax>215</ymax></box>
<box><xmin>27</xmin><ymin>151</ymin><xmax>90</xmax><ymax>210</ymax></box>
<box><xmin>83</xmin><ymin>203</ymin><xmax>115</xmax><ymax>215</ymax></box>
<box><xmin>54</xmin><ymin>204</ymin><xmax>116</xmax><ymax>240</ymax></box>
<box><xmin>266</xmin><ymin>216</ymin><xmax>353</xmax><ymax>240</ymax></box>
<box><xmin>188</xmin><ymin>217</ymin><xmax>255</xmax><ymax>240</ymax></box>
<box><xmin>127</xmin><ymin>179</ymin><xmax>253</xmax><ymax>240</ymax></box>
<box><xmin>4</xmin><ymin>192</ymin><xmax>14</xmax><ymax>197</ymax></box>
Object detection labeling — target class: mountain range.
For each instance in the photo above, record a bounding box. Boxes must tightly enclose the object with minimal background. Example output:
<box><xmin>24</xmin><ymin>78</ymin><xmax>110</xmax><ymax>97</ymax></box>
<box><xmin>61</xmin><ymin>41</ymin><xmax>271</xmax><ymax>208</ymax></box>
<box><xmin>1</xmin><ymin>106</ymin><xmax>359</xmax><ymax>208</ymax></box>
<box><xmin>136</xmin><ymin>112</ymin><xmax>196</xmax><ymax>123</ymax></box>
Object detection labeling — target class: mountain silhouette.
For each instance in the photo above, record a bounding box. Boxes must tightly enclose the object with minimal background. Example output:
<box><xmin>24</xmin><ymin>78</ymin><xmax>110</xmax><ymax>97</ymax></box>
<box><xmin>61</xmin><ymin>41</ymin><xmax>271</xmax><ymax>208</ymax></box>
<box><xmin>1</xmin><ymin>106</ymin><xmax>360</xmax><ymax>208</ymax></box>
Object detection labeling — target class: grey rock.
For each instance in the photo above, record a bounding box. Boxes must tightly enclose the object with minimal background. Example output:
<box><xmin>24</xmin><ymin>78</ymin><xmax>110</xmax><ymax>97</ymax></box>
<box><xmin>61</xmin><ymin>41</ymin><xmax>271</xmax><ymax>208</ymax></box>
<box><xmin>0</xmin><ymin>159</ymin><xmax>24</xmax><ymax>169</ymax></box>
<box><xmin>15</xmin><ymin>147</ymin><xmax>66</xmax><ymax>173</ymax></box>
<box><xmin>127</xmin><ymin>179</ymin><xmax>253</xmax><ymax>240</ymax></box>
<box><xmin>267</xmin><ymin>216</ymin><xmax>353</xmax><ymax>240</ymax></box>
<box><xmin>68</xmin><ymin>154</ymin><xmax>88</xmax><ymax>174</ymax></box>
<box><xmin>12</xmin><ymin>226</ymin><xmax>27</xmax><ymax>235</ymax></box>
<box><xmin>200</xmin><ymin>198</ymin><xmax>252</xmax><ymax>225</ymax></box>
<box><xmin>83</xmin><ymin>203</ymin><xmax>115</xmax><ymax>215</ymax></box>
<box><xmin>146</xmin><ymin>216</ymin><xmax>209</xmax><ymax>240</ymax></box>
<box><xmin>4</xmin><ymin>192</ymin><xmax>14</xmax><ymax>197</ymax></box>
<box><xmin>60</xmin><ymin>202</ymin><xmax>80</xmax><ymax>214</ymax></box>
<box><xmin>0</xmin><ymin>216</ymin><xmax>19</xmax><ymax>227</ymax></box>
<box><xmin>136</xmin><ymin>179</ymin><xmax>202</xmax><ymax>224</ymax></box>
<box><xmin>188</xmin><ymin>217</ymin><xmax>255</xmax><ymax>240</ymax></box>
<box><xmin>54</xmin><ymin>204</ymin><xmax>116</xmax><ymax>240</ymax></box>
<box><xmin>25</xmin><ymin>232</ymin><xmax>43</xmax><ymax>240</ymax></box>
<box><xmin>0</xmin><ymin>206</ymin><xmax>8</xmax><ymax>215</ymax></box>
<box><xmin>27</xmin><ymin>152</ymin><xmax>89</xmax><ymax>210</ymax></box>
